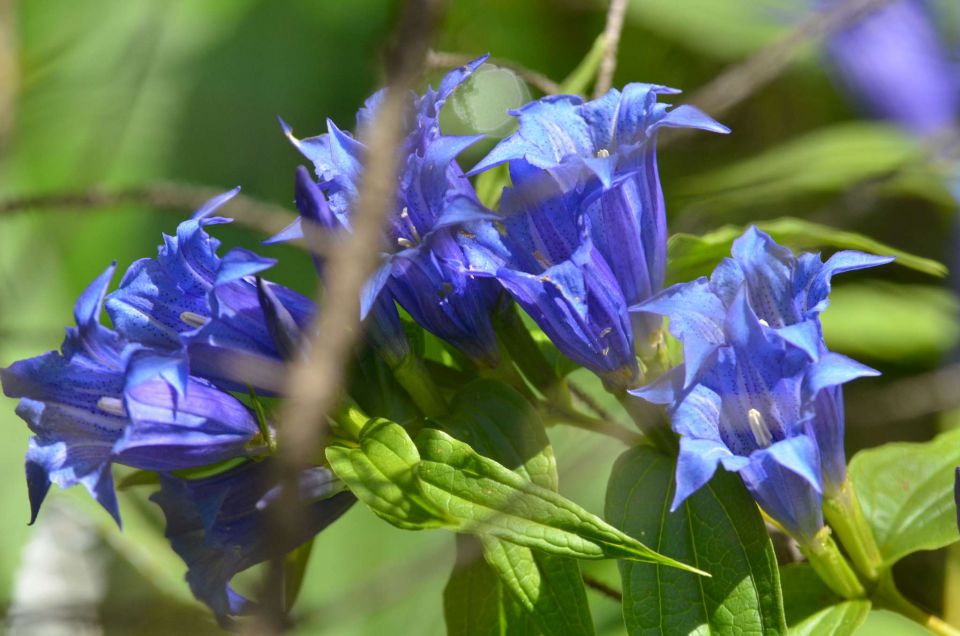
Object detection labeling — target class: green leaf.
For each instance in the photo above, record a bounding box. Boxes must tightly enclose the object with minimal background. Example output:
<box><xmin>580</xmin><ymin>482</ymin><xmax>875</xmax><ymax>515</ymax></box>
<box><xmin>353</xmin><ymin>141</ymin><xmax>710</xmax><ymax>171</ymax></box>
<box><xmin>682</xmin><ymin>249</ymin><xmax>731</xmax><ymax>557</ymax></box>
<box><xmin>605</xmin><ymin>445</ymin><xmax>786</xmax><ymax>635</ymax></box>
<box><xmin>444</xmin><ymin>534</ymin><xmax>537</xmax><ymax>636</ymax></box>
<box><xmin>848</xmin><ymin>427</ymin><xmax>960</xmax><ymax>566</ymax></box>
<box><xmin>325</xmin><ymin>419</ymin><xmax>449</xmax><ymax>530</ymax></box>
<box><xmin>854</xmin><ymin>610</ymin><xmax>936</xmax><ymax>635</ymax></box>
<box><xmin>666</xmin><ymin>217</ymin><xmax>945</xmax><ymax>286</ymax></box>
<box><xmin>441</xmin><ymin>380</ymin><xmax>595</xmax><ymax>636</ymax></box>
<box><xmin>821</xmin><ymin>283</ymin><xmax>959</xmax><ymax>365</ymax></box>
<box><xmin>678</xmin><ymin>123</ymin><xmax>920</xmax><ymax>209</ymax></box>
<box><xmin>415</xmin><ymin>428</ymin><xmax>702</xmax><ymax>572</ymax></box>
<box><xmin>560</xmin><ymin>34</ymin><xmax>605</xmax><ymax>95</ymax></box>
<box><xmin>791</xmin><ymin>602</ymin><xmax>871</xmax><ymax>636</ymax></box>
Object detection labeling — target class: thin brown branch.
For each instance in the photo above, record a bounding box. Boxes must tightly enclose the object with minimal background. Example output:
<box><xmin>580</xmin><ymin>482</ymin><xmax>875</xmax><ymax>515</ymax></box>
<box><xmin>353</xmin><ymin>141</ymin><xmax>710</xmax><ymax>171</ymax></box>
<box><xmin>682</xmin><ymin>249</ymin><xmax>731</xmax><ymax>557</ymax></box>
<box><xmin>593</xmin><ymin>0</ymin><xmax>628</xmax><ymax>99</ymax></box>
<box><xmin>0</xmin><ymin>183</ymin><xmax>298</xmax><ymax>239</ymax></box>
<box><xmin>427</xmin><ymin>49</ymin><xmax>561</xmax><ymax>95</ymax></box>
<box><xmin>583</xmin><ymin>574</ymin><xmax>623</xmax><ymax>601</ymax></box>
<box><xmin>250</xmin><ymin>0</ymin><xmax>444</xmax><ymax>632</ymax></box>
<box><xmin>688</xmin><ymin>0</ymin><xmax>896</xmax><ymax>119</ymax></box>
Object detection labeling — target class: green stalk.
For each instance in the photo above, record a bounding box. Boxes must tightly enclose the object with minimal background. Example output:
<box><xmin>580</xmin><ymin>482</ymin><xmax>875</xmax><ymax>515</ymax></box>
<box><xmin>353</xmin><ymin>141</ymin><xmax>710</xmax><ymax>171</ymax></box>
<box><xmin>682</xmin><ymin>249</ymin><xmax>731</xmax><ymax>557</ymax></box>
<box><xmin>542</xmin><ymin>401</ymin><xmax>643</xmax><ymax>447</ymax></box>
<box><xmin>799</xmin><ymin>528</ymin><xmax>866</xmax><ymax>599</ymax></box>
<box><xmin>390</xmin><ymin>352</ymin><xmax>448</xmax><ymax>417</ymax></box>
<box><xmin>873</xmin><ymin>571</ymin><xmax>960</xmax><ymax>636</ymax></box>
<box><xmin>616</xmin><ymin>392</ymin><xmax>677</xmax><ymax>455</ymax></box>
<box><xmin>823</xmin><ymin>477</ymin><xmax>883</xmax><ymax>583</ymax></box>
<box><xmin>283</xmin><ymin>539</ymin><xmax>315</xmax><ymax>612</ymax></box>
<box><xmin>495</xmin><ymin>300</ymin><xmax>565</xmax><ymax>399</ymax></box>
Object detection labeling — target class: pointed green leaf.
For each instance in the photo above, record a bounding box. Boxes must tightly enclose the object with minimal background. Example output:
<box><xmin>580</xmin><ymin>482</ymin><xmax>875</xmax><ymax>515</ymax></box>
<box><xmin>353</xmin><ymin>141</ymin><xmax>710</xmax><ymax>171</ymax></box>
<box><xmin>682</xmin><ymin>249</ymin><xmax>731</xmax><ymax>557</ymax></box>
<box><xmin>441</xmin><ymin>380</ymin><xmax>594</xmax><ymax>636</ymax></box>
<box><xmin>325</xmin><ymin>419</ymin><xmax>449</xmax><ymax>530</ymax></box>
<box><xmin>605</xmin><ymin>445</ymin><xmax>786</xmax><ymax>635</ymax></box>
<box><xmin>790</xmin><ymin>602</ymin><xmax>871</xmax><ymax>636</ymax></box>
<box><xmin>415</xmin><ymin>428</ymin><xmax>702</xmax><ymax>572</ymax></box>
<box><xmin>849</xmin><ymin>427</ymin><xmax>960</xmax><ymax>566</ymax></box>
<box><xmin>666</xmin><ymin>217</ymin><xmax>945</xmax><ymax>286</ymax></box>
<box><xmin>444</xmin><ymin>535</ymin><xmax>537</xmax><ymax>636</ymax></box>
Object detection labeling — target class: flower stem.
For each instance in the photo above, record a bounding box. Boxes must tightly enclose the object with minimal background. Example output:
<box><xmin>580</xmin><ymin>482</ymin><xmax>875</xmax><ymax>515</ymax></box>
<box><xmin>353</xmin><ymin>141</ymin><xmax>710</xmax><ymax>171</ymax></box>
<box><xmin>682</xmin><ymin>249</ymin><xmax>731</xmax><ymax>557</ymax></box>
<box><xmin>494</xmin><ymin>300</ymin><xmax>564</xmax><ymax>398</ymax></box>
<box><xmin>874</xmin><ymin>571</ymin><xmax>960</xmax><ymax>636</ymax></box>
<box><xmin>616</xmin><ymin>393</ymin><xmax>678</xmax><ymax>455</ymax></box>
<box><xmin>390</xmin><ymin>352</ymin><xmax>448</xmax><ymax>417</ymax></box>
<box><xmin>800</xmin><ymin>528</ymin><xmax>866</xmax><ymax>599</ymax></box>
<box><xmin>823</xmin><ymin>477</ymin><xmax>882</xmax><ymax>583</ymax></box>
<box><xmin>542</xmin><ymin>401</ymin><xmax>643</xmax><ymax>447</ymax></box>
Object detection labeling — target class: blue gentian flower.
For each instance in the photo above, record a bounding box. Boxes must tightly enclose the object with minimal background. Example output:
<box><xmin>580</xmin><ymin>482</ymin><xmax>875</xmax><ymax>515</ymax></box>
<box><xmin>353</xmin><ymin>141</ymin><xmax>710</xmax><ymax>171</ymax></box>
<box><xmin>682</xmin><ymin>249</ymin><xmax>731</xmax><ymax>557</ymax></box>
<box><xmin>467</xmin><ymin>84</ymin><xmax>727</xmax><ymax>386</ymax></box>
<box><xmin>106</xmin><ymin>190</ymin><xmax>314</xmax><ymax>394</ymax></box>
<box><xmin>278</xmin><ymin>56</ymin><xmax>503</xmax><ymax>366</ymax></box>
<box><xmin>150</xmin><ymin>460</ymin><xmax>355</xmax><ymax>623</ymax></box>
<box><xmin>635</xmin><ymin>290</ymin><xmax>877</xmax><ymax>543</ymax></box>
<box><xmin>638</xmin><ymin>227</ymin><xmax>891</xmax><ymax>494</ymax></box>
<box><xmin>0</xmin><ymin>264</ymin><xmax>265</xmax><ymax>525</ymax></box>
<box><xmin>632</xmin><ymin>228</ymin><xmax>888</xmax><ymax>540</ymax></box>
<box><xmin>824</xmin><ymin>0</ymin><xmax>959</xmax><ymax>136</ymax></box>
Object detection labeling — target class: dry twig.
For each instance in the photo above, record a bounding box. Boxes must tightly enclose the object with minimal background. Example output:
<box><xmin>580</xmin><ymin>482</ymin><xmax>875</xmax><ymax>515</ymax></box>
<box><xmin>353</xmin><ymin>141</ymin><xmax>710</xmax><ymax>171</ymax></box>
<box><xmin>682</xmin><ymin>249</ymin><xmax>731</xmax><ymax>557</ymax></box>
<box><xmin>248</xmin><ymin>0</ymin><xmax>445</xmax><ymax>632</ymax></box>
<box><xmin>593</xmin><ymin>0</ymin><xmax>628</xmax><ymax>98</ymax></box>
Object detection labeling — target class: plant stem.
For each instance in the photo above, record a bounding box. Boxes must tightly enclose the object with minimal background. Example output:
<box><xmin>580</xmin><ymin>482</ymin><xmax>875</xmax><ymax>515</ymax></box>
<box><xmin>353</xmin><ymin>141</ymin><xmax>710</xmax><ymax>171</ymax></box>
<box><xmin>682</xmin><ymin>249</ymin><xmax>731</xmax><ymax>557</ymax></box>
<box><xmin>800</xmin><ymin>528</ymin><xmax>866</xmax><ymax>599</ymax></box>
<box><xmin>874</xmin><ymin>571</ymin><xmax>960</xmax><ymax>636</ymax></box>
<box><xmin>543</xmin><ymin>402</ymin><xmax>643</xmax><ymax>447</ymax></box>
<box><xmin>823</xmin><ymin>477</ymin><xmax>883</xmax><ymax>583</ymax></box>
<box><xmin>390</xmin><ymin>352</ymin><xmax>448</xmax><ymax>417</ymax></box>
<box><xmin>616</xmin><ymin>392</ymin><xmax>677</xmax><ymax>455</ymax></box>
<box><xmin>495</xmin><ymin>300</ymin><xmax>564</xmax><ymax>399</ymax></box>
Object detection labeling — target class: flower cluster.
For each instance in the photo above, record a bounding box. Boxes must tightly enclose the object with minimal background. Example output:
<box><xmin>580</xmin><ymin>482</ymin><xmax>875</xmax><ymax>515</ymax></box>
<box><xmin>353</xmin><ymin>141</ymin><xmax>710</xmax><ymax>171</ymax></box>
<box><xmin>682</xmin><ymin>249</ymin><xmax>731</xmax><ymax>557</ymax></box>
<box><xmin>1</xmin><ymin>53</ymin><xmax>893</xmax><ymax>621</ymax></box>
<box><xmin>632</xmin><ymin>228</ymin><xmax>891</xmax><ymax>543</ymax></box>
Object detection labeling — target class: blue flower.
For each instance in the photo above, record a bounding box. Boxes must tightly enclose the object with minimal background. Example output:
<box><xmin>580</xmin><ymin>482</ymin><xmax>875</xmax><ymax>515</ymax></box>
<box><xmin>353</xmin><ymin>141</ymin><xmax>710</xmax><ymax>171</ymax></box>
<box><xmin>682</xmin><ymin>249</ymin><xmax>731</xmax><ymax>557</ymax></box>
<box><xmin>279</xmin><ymin>56</ymin><xmax>503</xmax><ymax>366</ymax></box>
<box><xmin>466</xmin><ymin>84</ymin><xmax>726</xmax><ymax>385</ymax></box>
<box><xmin>632</xmin><ymin>228</ymin><xmax>889</xmax><ymax>540</ymax></box>
<box><xmin>106</xmin><ymin>190</ymin><xmax>314</xmax><ymax>394</ymax></box>
<box><xmin>471</xmin><ymin>85</ymin><xmax>727</xmax><ymax>322</ymax></box>
<box><xmin>0</xmin><ymin>265</ymin><xmax>265</xmax><ymax>525</ymax></box>
<box><xmin>824</xmin><ymin>0</ymin><xmax>959</xmax><ymax>137</ymax></box>
<box><xmin>635</xmin><ymin>290</ymin><xmax>877</xmax><ymax>543</ymax></box>
<box><xmin>637</xmin><ymin>227</ymin><xmax>891</xmax><ymax>494</ymax></box>
<box><xmin>150</xmin><ymin>460</ymin><xmax>355</xmax><ymax>623</ymax></box>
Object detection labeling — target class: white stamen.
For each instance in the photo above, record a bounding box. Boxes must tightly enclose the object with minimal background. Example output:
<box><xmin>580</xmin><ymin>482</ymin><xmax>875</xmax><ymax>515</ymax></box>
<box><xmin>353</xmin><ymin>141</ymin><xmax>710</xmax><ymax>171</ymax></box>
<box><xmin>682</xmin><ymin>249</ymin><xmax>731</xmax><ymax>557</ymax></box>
<box><xmin>747</xmin><ymin>408</ymin><xmax>772</xmax><ymax>448</ymax></box>
<box><xmin>758</xmin><ymin>319</ymin><xmax>770</xmax><ymax>327</ymax></box>
<box><xmin>180</xmin><ymin>311</ymin><xmax>208</xmax><ymax>329</ymax></box>
<box><xmin>397</xmin><ymin>237</ymin><xmax>415</xmax><ymax>249</ymax></box>
<box><xmin>97</xmin><ymin>397</ymin><xmax>127</xmax><ymax>418</ymax></box>
<box><xmin>399</xmin><ymin>207</ymin><xmax>421</xmax><ymax>243</ymax></box>
<box><xmin>596</xmin><ymin>148</ymin><xmax>610</xmax><ymax>158</ymax></box>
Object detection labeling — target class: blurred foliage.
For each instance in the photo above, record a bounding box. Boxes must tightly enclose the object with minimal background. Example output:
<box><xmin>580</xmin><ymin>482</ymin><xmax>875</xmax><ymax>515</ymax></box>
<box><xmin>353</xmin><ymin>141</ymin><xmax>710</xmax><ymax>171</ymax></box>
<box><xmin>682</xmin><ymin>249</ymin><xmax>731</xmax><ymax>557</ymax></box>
<box><xmin>1</xmin><ymin>0</ymin><xmax>958</xmax><ymax>633</ymax></box>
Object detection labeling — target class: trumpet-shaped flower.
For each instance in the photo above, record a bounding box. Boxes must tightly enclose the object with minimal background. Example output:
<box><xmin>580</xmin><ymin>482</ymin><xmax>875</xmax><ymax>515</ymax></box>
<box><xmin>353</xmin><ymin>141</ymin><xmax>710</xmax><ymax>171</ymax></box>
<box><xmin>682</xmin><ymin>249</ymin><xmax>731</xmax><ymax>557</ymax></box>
<box><xmin>637</xmin><ymin>227</ymin><xmax>891</xmax><ymax>493</ymax></box>
<box><xmin>150</xmin><ymin>461</ymin><xmax>354</xmax><ymax>622</ymax></box>
<box><xmin>106</xmin><ymin>190</ymin><xmax>314</xmax><ymax>394</ymax></box>
<box><xmin>279</xmin><ymin>56</ymin><xmax>503</xmax><ymax>366</ymax></box>
<box><xmin>635</xmin><ymin>290</ymin><xmax>877</xmax><ymax>543</ymax></box>
<box><xmin>0</xmin><ymin>265</ymin><xmax>264</xmax><ymax>525</ymax></box>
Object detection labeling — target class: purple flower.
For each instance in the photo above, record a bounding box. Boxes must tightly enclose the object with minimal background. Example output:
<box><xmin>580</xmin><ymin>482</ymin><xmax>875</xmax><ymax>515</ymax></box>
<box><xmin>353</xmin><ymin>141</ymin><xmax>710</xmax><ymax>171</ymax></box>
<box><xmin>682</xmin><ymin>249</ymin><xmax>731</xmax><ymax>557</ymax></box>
<box><xmin>466</xmin><ymin>84</ymin><xmax>727</xmax><ymax>386</ymax></box>
<box><xmin>637</xmin><ymin>227</ymin><xmax>891</xmax><ymax>494</ymax></box>
<box><xmin>825</xmin><ymin>0</ymin><xmax>960</xmax><ymax>136</ymax></box>
<box><xmin>632</xmin><ymin>228</ymin><xmax>888</xmax><ymax>541</ymax></box>
<box><xmin>278</xmin><ymin>56</ymin><xmax>503</xmax><ymax>366</ymax></box>
<box><xmin>150</xmin><ymin>460</ymin><xmax>354</xmax><ymax>623</ymax></box>
<box><xmin>0</xmin><ymin>265</ymin><xmax>265</xmax><ymax>525</ymax></box>
<box><xmin>106</xmin><ymin>190</ymin><xmax>314</xmax><ymax>394</ymax></box>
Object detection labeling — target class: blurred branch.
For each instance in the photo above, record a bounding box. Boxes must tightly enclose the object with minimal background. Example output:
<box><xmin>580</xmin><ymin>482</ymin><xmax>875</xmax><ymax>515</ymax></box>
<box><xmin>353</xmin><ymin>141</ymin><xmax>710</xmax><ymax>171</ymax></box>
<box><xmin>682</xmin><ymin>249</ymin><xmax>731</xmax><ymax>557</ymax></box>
<box><xmin>426</xmin><ymin>49</ymin><xmax>561</xmax><ymax>95</ymax></box>
<box><xmin>0</xmin><ymin>0</ymin><xmax>17</xmax><ymax>152</ymax></box>
<box><xmin>582</xmin><ymin>574</ymin><xmax>623</xmax><ymax>601</ymax></box>
<box><xmin>593</xmin><ymin>0</ymin><xmax>627</xmax><ymax>98</ymax></box>
<box><xmin>849</xmin><ymin>363</ymin><xmax>960</xmax><ymax>426</ymax></box>
<box><xmin>252</xmin><ymin>0</ymin><xmax>444</xmax><ymax>631</ymax></box>
<box><xmin>688</xmin><ymin>0</ymin><xmax>896</xmax><ymax>119</ymax></box>
<box><xmin>0</xmin><ymin>182</ymin><xmax>298</xmax><ymax>238</ymax></box>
